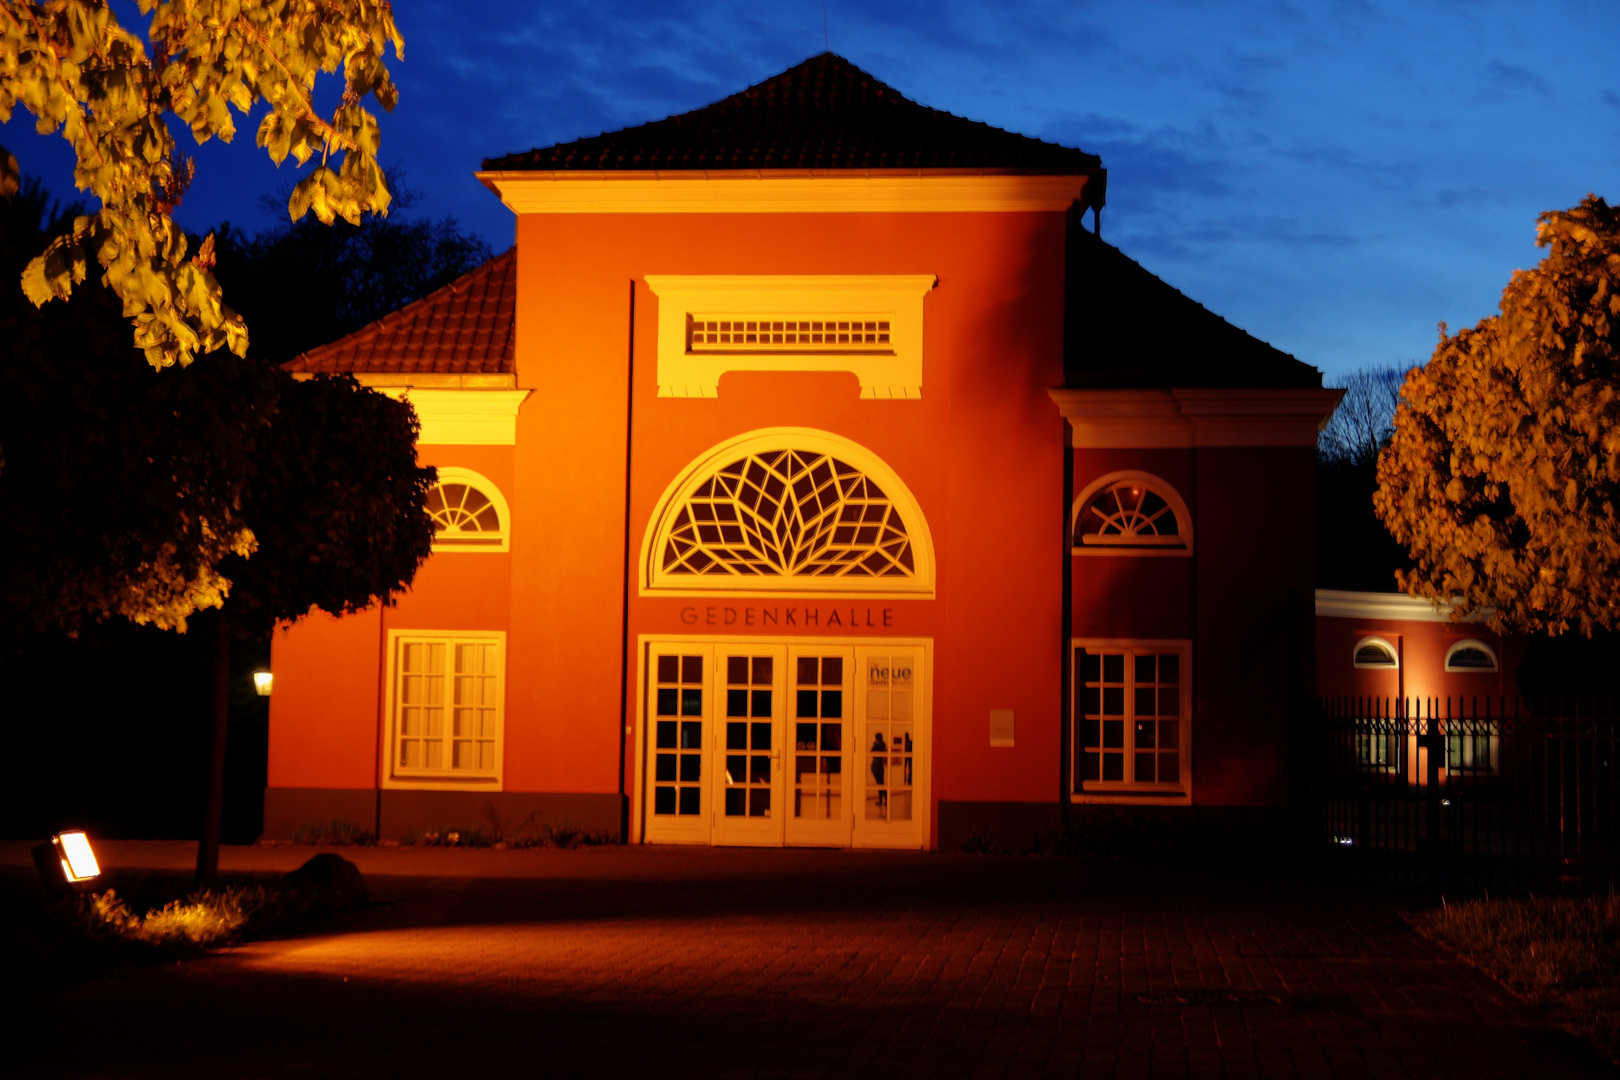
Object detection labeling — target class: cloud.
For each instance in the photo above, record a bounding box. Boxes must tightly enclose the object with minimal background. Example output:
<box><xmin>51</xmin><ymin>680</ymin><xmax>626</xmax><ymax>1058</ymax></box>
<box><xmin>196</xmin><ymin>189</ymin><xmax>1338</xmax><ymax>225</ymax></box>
<box><xmin>1484</xmin><ymin>60</ymin><xmax>1552</xmax><ymax>97</ymax></box>
<box><xmin>1429</xmin><ymin>187</ymin><xmax>1511</xmax><ymax>211</ymax></box>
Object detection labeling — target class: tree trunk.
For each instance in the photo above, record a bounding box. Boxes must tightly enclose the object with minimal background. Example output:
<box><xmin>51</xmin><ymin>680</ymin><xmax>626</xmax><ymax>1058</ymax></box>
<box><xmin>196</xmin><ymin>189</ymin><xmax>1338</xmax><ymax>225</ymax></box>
<box><xmin>196</xmin><ymin>611</ymin><xmax>230</xmax><ymax>880</ymax></box>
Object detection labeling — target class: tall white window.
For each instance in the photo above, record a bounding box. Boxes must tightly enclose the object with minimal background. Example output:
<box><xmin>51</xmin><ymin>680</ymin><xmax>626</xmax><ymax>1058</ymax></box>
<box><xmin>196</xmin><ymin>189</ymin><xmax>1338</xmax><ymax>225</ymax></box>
<box><xmin>387</xmin><ymin>631</ymin><xmax>505</xmax><ymax>786</ymax></box>
<box><xmin>1073</xmin><ymin>640</ymin><xmax>1191</xmax><ymax>799</ymax></box>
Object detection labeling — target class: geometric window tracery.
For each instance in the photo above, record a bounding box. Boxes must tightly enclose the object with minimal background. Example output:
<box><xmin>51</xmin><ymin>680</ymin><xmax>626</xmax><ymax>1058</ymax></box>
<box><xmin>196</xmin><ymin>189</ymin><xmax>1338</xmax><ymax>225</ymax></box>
<box><xmin>1076</xmin><ymin>480</ymin><xmax>1184</xmax><ymax>547</ymax></box>
<box><xmin>661</xmin><ymin>450</ymin><xmax>914</xmax><ymax>578</ymax></box>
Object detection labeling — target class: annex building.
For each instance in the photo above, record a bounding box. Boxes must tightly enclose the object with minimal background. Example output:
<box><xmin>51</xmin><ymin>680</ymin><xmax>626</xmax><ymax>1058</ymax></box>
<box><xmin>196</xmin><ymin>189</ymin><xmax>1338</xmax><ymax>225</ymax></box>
<box><xmin>264</xmin><ymin>54</ymin><xmax>1341</xmax><ymax>850</ymax></box>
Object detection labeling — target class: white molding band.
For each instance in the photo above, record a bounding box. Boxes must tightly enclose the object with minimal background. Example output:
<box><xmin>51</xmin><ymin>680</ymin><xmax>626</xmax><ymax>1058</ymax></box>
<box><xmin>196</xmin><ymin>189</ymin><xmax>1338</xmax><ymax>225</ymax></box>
<box><xmin>289</xmin><ymin>373</ymin><xmax>518</xmax><ymax>389</ymax></box>
<box><xmin>1316</xmin><ymin>589</ymin><xmax>1454</xmax><ymax>623</ymax></box>
<box><xmin>644</xmin><ymin>275</ymin><xmax>936</xmax><ymax>399</ymax></box>
<box><xmin>477</xmin><ymin>171</ymin><xmax>1090</xmax><ymax>215</ymax></box>
<box><xmin>1049</xmin><ymin>388</ymin><xmax>1344</xmax><ymax>448</ymax></box>
<box><xmin>376</xmin><ymin>388</ymin><xmax>531</xmax><ymax>446</ymax></box>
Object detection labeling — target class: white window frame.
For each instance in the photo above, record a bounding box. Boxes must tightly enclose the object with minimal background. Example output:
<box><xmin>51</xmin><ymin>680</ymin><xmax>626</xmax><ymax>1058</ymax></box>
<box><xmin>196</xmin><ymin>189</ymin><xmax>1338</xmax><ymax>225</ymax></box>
<box><xmin>1352</xmin><ymin>635</ymin><xmax>1399</xmax><ymax>669</ymax></box>
<box><xmin>1444</xmin><ymin>638</ymin><xmax>1499</xmax><ymax>673</ymax></box>
<box><xmin>1070</xmin><ymin>638</ymin><xmax>1193</xmax><ymax>805</ymax></box>
<box><xmin>427</xmin><ymin>467</ymin><xmax>511</xmax><ymax>554</ymax></box>
<box><xmin>640</xmin><ymin>427</ymin><xmax>936</xmax><ymax>598</ymax></box>
<box><xmin>1070</xmin><ymin>471</ymin><xmax>1193</xmax><ymax>558</ymax></box>
<box><xmin>643</xmin><ymin>275</ymin><xmax>936</xmax><ymax>399</ymax></box>
<box><xmin>381</xmin><ymin>629</ymin><xmax>506</xmax><ymax>791</ymax></box>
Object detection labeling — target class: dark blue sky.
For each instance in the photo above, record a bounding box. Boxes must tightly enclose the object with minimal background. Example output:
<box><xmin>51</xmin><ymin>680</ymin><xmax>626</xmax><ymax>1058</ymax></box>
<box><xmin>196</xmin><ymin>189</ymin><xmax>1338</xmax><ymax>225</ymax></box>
<box><xmin>6</xmin><ymin>0</ymin><xmax>1616</xmax><ymax>382</ymax></box>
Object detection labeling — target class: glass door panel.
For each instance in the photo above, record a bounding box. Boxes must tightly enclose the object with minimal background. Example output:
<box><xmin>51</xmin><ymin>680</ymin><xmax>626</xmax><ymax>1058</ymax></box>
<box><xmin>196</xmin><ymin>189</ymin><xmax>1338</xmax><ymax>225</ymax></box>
<box><xmin>644</xmin><ymin>650</ymin><xmax>711</xmax><ymax>844</ymax></box>
<box><xmin>712</xmin><ymin>647</ymin><xmax>785</xmax><ymax>846</ymax></box>
<box><xmin>642</xmin><ymin>640</ymin><xmax>927</xmax><ymax>849</ymax></box>
<box><xmin>853</xmin><ymin>646</ymin><xmax>925</xmax><ymax>848</ymax></box>
<box><xmin>784</xmin><ymin>647</ymin><xmax>854</xmax><ymax>847</ymax></box>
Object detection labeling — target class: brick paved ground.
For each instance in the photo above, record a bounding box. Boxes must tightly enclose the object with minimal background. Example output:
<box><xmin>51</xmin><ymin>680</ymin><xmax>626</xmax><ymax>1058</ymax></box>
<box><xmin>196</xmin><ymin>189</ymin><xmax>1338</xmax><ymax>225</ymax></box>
<box><xmin>7</xmin><ymin>844</ymin><xmax>1614</xmax><ymax>1079</ymax></box>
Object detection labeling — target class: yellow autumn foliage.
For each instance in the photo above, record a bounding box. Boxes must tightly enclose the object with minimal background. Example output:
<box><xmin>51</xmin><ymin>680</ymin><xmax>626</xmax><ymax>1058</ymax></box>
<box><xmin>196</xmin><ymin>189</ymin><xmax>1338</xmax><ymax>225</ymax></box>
<box><xmin>0</xmin><ymin>0</ymin><xmax>401</xmax><ymax>368</ymax></box>
<box><xmin>1375</xmin><ymin>195</ymin><xmax>1620</xmax><ymax>635</ymax></box>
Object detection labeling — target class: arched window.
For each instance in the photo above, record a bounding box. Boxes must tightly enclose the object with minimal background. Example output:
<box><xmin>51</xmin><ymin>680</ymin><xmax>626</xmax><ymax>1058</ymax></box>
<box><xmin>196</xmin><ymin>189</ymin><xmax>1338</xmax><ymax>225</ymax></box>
<box><xmin>426</xmin><ymin>467</ymin><xmax>510</xmax><ymax>553</ymax></box>
<box><xmin>1353</xmin><ymin>636</ymin><xmax>1399</xmax><ymax>669</ymax></box>
<box><xmin>1445</xmin><ymin>639</ymin><xmax>1498</xmax><ymax>673</ymax></box>
<box><xmin>1071</xmin><ymin>471</ymin><xmax>1192</xmax><ymax>556</ymax></box>
<box><xmin>644</xmin><ymin>429</ymin><xmax>934</xmax><ymax>595</ymax></box>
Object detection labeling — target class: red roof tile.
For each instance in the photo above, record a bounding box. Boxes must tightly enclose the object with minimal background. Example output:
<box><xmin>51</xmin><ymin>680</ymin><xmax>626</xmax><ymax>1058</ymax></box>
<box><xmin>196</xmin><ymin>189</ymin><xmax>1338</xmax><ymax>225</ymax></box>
<box><xmin>284</xmin><ymin>249</ymin><xmax>516</xmax><ymax>376</ymax></box>
<box><xmin>483</xmin><ymin>53</ymin><xmax>1101</xmax><ymax>174</ymax></box>
<box><xmin>1064</xmin><ymin>231</ymin><xmax>1323</xmax><ymax>389</ymax></box>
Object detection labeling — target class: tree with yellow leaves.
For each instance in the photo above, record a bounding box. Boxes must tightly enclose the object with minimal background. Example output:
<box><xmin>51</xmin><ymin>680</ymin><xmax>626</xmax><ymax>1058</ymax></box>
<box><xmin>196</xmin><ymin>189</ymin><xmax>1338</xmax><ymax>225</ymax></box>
<box><xmin>0</xmin><ymin>0</ymin><xmax>401</xmax><ymax>369</ymax></box>
<box><xmin>1375</xmin><ymin>196</ymin><xmax>1620</xmax><ymax>635</ymax></box>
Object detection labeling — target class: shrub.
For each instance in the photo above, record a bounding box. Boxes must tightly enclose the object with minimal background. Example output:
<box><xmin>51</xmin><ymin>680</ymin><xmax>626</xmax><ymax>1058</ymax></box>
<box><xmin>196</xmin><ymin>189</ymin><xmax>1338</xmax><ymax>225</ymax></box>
<box><xmin>3</xmin><ymin>869</ymin><xmax>366</xmax><ymax>988</ymax></box>
<box><xmin>398</xmin><ymin>826</ymin><xmax>494</xmax><ymax>848</ymax></box>
<box><xmin>505</xmin><ymin>818</ymin><xmax>613</xmax><ymax>849</ymax></box>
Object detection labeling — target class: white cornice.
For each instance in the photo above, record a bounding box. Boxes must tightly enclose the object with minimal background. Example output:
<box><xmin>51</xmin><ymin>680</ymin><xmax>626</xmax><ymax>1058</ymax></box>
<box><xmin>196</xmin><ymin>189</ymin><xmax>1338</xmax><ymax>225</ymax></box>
<box><xmin>1049</xmin><ymin>388</ymin><xmax>1343</xmax><ymax>448</ymax></box>
<box><xmin>373</xmin><ymin>388</ymin><xmax>531</xmax><ymax>446</ymax></box>
<box><xmin>289</xmin><ymin>372</ymin><xmax>517</xmax><ymax>390</ymax></box>
<box><xmin>1315</xmin><ymin>589</ymin><xmax>1456</xmax><ymax>623</ymax></box>
<box><xmin>476</xmin><ymin>171</ymin><xmax>1090</xmax><ymax>215</ymax></box>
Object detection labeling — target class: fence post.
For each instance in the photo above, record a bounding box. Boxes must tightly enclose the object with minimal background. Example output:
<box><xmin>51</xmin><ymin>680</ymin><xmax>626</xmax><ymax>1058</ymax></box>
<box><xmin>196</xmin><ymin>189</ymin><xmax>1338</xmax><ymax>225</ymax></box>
<box><xmin>1426</xmin><ymin>698</ymin><xmax>1443</xmax><ymax>881</ymax></box>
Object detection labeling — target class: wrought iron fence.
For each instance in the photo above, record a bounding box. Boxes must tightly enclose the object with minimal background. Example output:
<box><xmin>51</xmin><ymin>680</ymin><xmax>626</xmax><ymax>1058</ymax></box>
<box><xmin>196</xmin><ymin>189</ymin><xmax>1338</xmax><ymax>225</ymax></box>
<box><xmin>1314</xmin><ymin>696</ymin><xmax>1620</xmax><ymax>891</ymax></box>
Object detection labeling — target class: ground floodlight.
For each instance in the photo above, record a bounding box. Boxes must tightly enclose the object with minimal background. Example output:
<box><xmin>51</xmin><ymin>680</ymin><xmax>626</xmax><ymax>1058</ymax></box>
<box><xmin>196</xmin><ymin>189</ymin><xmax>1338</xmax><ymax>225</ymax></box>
<box><xmin>32</xmin><ymin>829</ymin><xmax>102</xmax><ymax>894</ymax></box>
<box><xmin>56</xmin><ymin>830</ymin><xmax>101</xmax><ymax>881</ymax></box>
<box><xmin>253</xmin><ymin>670</ymin><xmax>273</xmax><ymax>696</ymax></box>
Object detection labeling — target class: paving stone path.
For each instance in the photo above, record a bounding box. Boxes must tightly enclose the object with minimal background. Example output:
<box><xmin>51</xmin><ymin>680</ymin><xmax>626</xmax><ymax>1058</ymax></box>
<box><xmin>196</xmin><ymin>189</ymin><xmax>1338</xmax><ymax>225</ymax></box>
<box><xmin>9</xmin><ymin>844</ymin><xmax>1614</xmax><ymax>1079</ymax></box>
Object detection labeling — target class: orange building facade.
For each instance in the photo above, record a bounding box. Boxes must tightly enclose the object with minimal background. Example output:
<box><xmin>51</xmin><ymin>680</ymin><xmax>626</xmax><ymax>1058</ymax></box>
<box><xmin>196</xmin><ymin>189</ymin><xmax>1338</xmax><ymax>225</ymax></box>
<box><xmin>1314</xmin><ymin>590</ymin><xmax>1522</xmax><ymax>705</ymax></box>
<box><xmin>265</xmin><ymin>56</ymin><xmax>1340</xmax><ymax>849</ymax></box>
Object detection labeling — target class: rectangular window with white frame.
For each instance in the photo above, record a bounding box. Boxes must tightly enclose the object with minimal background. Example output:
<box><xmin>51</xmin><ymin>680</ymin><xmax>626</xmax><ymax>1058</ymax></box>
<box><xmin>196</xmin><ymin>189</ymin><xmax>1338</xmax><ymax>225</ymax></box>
<box><xmin>385</xmin><ymin>630</ymin><xmax>505</xmax><ymax>788</ymax></box>
<box><xmin>1073</xmin><ymin>639</ymin><xmax>1191</xmax><ymax>801</ymax></box>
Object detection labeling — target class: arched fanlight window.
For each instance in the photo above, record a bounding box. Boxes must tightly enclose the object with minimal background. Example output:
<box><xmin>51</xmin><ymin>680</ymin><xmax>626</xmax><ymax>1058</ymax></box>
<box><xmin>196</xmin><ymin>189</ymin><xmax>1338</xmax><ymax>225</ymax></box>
<box><xmin>1353</xmin><ymin>636</ymin><xmax>1399</xmax><ymax>669</ymax></box>
<box><xmin>1445</xmin><ymin>639</ymin><xmax>1498</xmax><ymax>673</ymax></box>
<box><xmin>425</xmin><ymin>467</ymin><xmax>510</xmax><ymax>553</ymax></box>
<box><xmin>644</xmin><ymin>429</ymin><xmax>935</xmax><ymax>595</ymax></box>
<box><xmin>1071</xmin><ymin>471</ymin><xmax>1192</xmax><ymax>556</ymax></box>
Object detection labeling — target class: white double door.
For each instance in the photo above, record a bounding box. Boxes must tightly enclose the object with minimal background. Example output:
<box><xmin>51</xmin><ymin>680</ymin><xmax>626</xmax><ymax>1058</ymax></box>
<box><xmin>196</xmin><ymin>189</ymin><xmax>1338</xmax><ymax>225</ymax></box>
<box><xmin>643</xmin><ymin>639</ymin><xmax>927</xmax><ymax>848</ymax></box>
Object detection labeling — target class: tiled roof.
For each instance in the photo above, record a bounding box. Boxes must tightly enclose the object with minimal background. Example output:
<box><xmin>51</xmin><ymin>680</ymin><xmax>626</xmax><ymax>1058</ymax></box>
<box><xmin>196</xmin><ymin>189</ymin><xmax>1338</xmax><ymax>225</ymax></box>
<box><xmin>283</xmin><ymin>249</ymin><xmax>516</xmax><ymax>376</ymax></box>
<box><xmin>483</xmin><ymin>53</ymin><xmax>1101</xmax><ymax>174</ymax></box>
<box><xmin>1064</xmin><ymin>230</ymin><xmax>1322</xmax><ymax>389</ymax></box>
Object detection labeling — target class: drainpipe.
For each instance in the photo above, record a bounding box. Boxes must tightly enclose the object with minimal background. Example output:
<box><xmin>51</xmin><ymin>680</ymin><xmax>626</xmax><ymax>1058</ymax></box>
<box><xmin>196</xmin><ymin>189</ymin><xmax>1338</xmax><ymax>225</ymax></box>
<box><xmin>1060</xmin><ymin>421</ymin><xmax>1074</xmax><ymax>827</ymax></box>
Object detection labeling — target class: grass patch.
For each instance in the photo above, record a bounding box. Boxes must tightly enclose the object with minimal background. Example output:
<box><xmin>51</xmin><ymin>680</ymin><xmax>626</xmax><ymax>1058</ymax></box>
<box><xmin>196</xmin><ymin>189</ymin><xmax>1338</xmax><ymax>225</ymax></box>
<box><xmin>0</xmin><ymin>868</ymin><xmax>361</xmax><ymax>988</ymax></box>
<box><xmin>506</xmin><ymin>818</ymin><xmax>613</xmax><ymax>850</ymax></box>
<box><xmin>1411</xmin><ymin>893</ymin><xmax>1620</xmax><ymax>1062</ymax></box>
<box><xmin>396</xmin><ymin>810</ymin><xmax>613</xmax><ymax>850</ymax></box>
<box><xmin>292</xmin><ymin>818</ymin><xmax>375</xmax><ymax>846</ymax></box>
